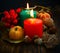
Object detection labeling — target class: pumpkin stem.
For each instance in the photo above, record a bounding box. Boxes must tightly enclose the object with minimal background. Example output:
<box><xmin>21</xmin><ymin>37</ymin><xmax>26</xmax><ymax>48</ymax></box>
<box><xmin>39</xmin><ymin>9</ymin><xmax>45</xmax><ymax>13</ymax></box>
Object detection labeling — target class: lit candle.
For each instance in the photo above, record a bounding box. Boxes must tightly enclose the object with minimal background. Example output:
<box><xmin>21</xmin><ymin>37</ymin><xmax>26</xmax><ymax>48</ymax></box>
<box><xmin>19</xmin><ymin>3</ymin><xmax>37</xmax><ymax>27</ymax></box>
<box><xmin>24</xmin><ymin>9</ymin><xmax>43</xmax><ymax>39</ymax></box>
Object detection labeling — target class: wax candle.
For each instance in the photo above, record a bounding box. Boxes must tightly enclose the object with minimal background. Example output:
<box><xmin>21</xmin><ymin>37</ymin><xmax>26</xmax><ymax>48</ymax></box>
<box><xmin>24</xmin><ymin>18</ymin><xmax>43</xmax><ymax>38</ymax></box>
<box><xmin>19</xmin><ymin>3</ymin><xmax>37</xmax><ymax>27</ymax></box>
<box><xmin>24</xmin><ymin>9</ymin><xmax>43</xmax><ymax>39</ymax></box>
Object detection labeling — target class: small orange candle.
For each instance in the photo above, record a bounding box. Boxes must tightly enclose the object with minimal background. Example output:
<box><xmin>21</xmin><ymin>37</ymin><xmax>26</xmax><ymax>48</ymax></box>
<box><xmin>24</xmin><ymin>9</ymin><xmax>43</xmax><ymax>39</ymax></box>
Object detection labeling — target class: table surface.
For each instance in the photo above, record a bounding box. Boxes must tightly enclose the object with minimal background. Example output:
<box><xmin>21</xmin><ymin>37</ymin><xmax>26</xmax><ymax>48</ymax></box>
<box><xmin>0</xmin><ymin>34</ymin><xmax>60</xmax><ymax>53</ymax></box>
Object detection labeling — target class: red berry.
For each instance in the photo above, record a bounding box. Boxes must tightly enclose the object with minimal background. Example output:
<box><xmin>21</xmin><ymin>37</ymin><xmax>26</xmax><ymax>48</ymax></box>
<box><xmin>1</xmin><ymin>17</ymin><xmax>6</xmax><ymax>22</ymax></box>
<box><xmin>16</xmin><ymin>8</ymin><xmax>21</xmax><ymax>13</ymax></box>
<box><xmin>5</xmin><ymin>23</ymin><xmax>10</xmax><ymax>28</ymax></box>
<box><xmin>14</xmin><ymin>13</ymin><xmax>18</xmax><ymax>19</ymax></box>
<box><xmin>11</xmin><ymin>13</ymin><xmax>18</xmax><ymax>19</ymax></box>
<box><xmin>5</xmin><ymin>14</ymin><xmax>10</xmax><ymax>19</ymax></box>
<box><xmin>13</xmin><ymin>19</ymin><xmax>18</xmax><ymax>24</ymax></box>
<box><xmin>3</xmin><ymin>11</ymin><xmax>9</xmax><ymax>15</ymax></box>
<box><xmin>9</xmin><ymin>9</ymin><xmax>15</xmax><ymax>14</ymax></box>
<box><xmin>10</xmin><ymin>12</ymin><xmax>15</xmax><ymax>16</ymax></box>
<box><xmin>6</xmin><ymin>19</ymin><xmax>11</xmax><ymax>23</ymax></box>
<box><xmin>10</xmin><ymin>25</ymin><xmax>14</xmax><ymax>28</ymax></box>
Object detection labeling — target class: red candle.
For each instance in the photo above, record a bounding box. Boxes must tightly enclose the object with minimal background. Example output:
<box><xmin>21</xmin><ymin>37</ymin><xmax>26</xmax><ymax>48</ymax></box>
<box><xmin>24</xmin><ymin>18</ymin><xmax>43</xmax><ymax>39</ymax></box>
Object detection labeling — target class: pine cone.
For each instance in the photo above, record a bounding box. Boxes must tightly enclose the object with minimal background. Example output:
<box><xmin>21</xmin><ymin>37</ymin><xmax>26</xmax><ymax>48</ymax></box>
<box><xmin>47</xmin><ymin>26</ymin><xmax>57</xmax><ymax>34</ymax></box>
<box><xmin>43</xmin><ymin>17</ymin><xmax>55</xmax><ymax>27</ymax></box>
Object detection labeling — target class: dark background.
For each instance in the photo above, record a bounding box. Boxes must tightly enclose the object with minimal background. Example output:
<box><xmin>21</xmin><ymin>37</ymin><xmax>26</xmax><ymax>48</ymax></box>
<box><xmin>0</xmin><ymin>0</ymin><xmax>60</xmax><ymax>11</ymax></box>
<box><xmin>0</xmin><ymin>0</ymin><xmax>60</xmax><ymax>53</ymax></box>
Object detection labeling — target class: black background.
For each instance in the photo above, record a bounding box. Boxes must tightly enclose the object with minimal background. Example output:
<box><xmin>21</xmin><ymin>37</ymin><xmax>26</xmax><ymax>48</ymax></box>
<box><xmin>0</xmin><ymin>0</ymin><xmax>60</xmax><ymax>11</ymax></box>
<box><xmin>0</xmin><ymin>0</ymin><xmax>60</xmax><ymax>53</ymax></box>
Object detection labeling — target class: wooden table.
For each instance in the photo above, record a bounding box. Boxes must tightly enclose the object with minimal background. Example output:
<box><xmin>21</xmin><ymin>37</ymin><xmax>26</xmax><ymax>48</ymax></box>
<box><xmin>0</xmin><ymin>36</ymin><xmax>59</xmax><ymax>53</ymax></box>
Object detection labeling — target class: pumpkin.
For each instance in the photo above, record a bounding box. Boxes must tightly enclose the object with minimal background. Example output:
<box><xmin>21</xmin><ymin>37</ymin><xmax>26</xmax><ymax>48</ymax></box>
<box><xmin>37</xmin><ymin>11</ymin><xmax>51</xmax><ymax>20</ymax></box>
<box><xmin>9</xmin><ymin>26</ymin><xmax>24</xmax><ymax>40</ymax></box>
<box><xmin>37</xmin><ymin>11</ymin><xmax>54</xmax><ymax>27</ymax></box>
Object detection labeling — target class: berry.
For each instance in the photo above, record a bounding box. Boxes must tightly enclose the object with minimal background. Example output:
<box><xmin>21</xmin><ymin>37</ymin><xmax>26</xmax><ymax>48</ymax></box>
<box><xmin>11</xmin><ymin>13</ymin><xmax>18</xmax><ymax>19</ymax></box>
<box><xmin>13</xmin><ymin>13</ymin><xmax>18</xmax><ymax>19</ymax></box>
<box><xmin>9</xmin><ymin>9</ymin><xmax>15</xmax><ymax>14</ymax></box>
<box><xmin>1</xmin><ymin>17</ymin><xmax>6</xmax><ymax>22</ymax></box>
<box><xmin>10</xmin><ymin>25</ymin><xmax>14</xmax><ymax>28</ymax></box>
<box><xmin>16</xmin><ymin>8</ymin><xmax>21</xmax><ymax>13</ymax></box>
<box><xmin>2</xmin><ymin>8</ymin><xmax>19</xmax><ymax>28</ymax></box>
<box><xmin>6</xmin><ymin>19</ymin><xmax>11</xmax><ymax>23</ymax></box>
<box><xmin>13</xmin><ymin>19</ymin><xmax>18</xmax><ymax>24</ymax></box>
<box><xmin>5</xmin><ymin>22</ymin><xmax>10</xmax><ymax>28</ymax></box>
<box><xmin>10</xmin><ymin>13</ymin><xmax>18</xmax><ymax>19</ymax></box>
<box><xmin>3</xmin><ymin>11</ymin><xmax>9</xmax><ymax>15</ymax></box>
<box><xmin>5</xmin><ymin>14</ymin><xmax>10</xmax><ymax>19</ymax></box>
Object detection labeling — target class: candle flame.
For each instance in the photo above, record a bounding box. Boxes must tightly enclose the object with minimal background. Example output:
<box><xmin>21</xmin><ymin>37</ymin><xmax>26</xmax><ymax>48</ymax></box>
<box><xmin>27</xmin><ymin>3</ymin><xmax>29</xmax><ymax>9</ymax></box>
<box><xmin>30</xmin><ymin>9</ymin><xmax>34</xmax><ymax>18</ymax></box>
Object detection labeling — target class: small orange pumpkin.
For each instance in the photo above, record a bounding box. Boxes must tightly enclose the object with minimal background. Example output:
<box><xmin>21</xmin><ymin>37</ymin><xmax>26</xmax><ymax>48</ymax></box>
<box><xmin>37</xmin><ymin>11</ymin><xmax>54</xmax><ymax>27</ymax></box>
<box><xmin>9</xmin><ymin>26</ymin><xmax>24</xmax><ymax>40</ymax></box>
<box><xmin>37</xmin><ymin>11</ymin><xmax>51</xmax><ymax>20</ymax></box>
